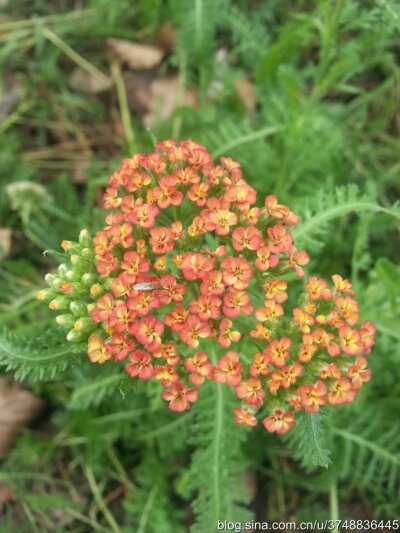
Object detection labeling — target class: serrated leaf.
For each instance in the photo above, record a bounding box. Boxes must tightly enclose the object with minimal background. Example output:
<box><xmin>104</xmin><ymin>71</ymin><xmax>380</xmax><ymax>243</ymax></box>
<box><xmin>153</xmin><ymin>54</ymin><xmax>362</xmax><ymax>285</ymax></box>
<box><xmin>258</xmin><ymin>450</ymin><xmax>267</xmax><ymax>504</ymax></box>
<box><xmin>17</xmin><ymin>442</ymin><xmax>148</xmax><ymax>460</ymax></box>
<box><xmin>0</xmin><ymin>327</ymin><xmax>82</xmax><ymax>381</ymax></box>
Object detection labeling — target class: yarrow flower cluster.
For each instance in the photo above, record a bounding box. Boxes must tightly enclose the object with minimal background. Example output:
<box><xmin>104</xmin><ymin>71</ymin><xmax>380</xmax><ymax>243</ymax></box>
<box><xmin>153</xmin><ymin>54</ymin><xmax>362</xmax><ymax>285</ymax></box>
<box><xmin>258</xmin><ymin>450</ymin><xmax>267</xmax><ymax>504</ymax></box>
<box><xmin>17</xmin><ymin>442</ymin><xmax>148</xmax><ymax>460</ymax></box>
<box><xmin>38</xmin><ymin>139</ymin><xmax>375</xmax><ymax>434</ymax></box>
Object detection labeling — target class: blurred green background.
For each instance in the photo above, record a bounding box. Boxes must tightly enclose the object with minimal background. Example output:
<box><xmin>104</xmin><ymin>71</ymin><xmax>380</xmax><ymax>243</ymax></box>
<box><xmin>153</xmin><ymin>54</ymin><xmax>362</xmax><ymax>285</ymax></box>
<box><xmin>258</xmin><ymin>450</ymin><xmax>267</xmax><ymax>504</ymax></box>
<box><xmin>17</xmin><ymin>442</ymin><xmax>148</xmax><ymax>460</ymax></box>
<box><xmin>0</xmin><ymin>1</ymin><xmax>399</xmax><ymax>531</ymax></box>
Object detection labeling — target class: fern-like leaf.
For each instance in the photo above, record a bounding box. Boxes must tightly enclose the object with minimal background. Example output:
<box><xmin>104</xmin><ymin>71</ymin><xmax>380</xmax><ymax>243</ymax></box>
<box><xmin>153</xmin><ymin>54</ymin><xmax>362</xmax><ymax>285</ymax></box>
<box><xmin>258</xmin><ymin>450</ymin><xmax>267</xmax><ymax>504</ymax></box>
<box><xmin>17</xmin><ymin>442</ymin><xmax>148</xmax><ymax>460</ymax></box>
<box><xmin>330</xmin><ymin>410</ymin><xmax>400</xmax><ymax>501</ymax></box>
<box><xmin>188</xmin><ymin>378</ymin><xmax>253</xmax><ymax>532</ymax></box>
<box><xmin>68</xmin><ymin>364</ymin><xmax>126</xmax><ymax>410</ymax></box>
<box><xmin>293</xmin><ymin>184</ymin><xmax>400</xmax><ymax>251</ymax></box>
<box><xmin>0</xmin><ymin>327</ymin><xmax>83</xmax><ymax>381</ymax></box>
<box><xmin>283</xmin><ymin>412</ymin><xmax>331</xmax><ymax>470</ymax></box>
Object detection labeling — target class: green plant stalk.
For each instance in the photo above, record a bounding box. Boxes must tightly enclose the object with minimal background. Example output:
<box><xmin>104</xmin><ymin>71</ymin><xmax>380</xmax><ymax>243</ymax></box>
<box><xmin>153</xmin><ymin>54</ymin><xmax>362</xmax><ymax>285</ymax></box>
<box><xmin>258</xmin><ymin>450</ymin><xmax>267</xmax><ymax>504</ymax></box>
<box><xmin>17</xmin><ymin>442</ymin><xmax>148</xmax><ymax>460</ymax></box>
<box><xmin>329</xmin><ymin>482</ymin><xmax>339</xmax><ymax>533</ymax></box>
<box><xmin>42</xmin><ymin>27</ymin><xmax>109</xmax><ymax>83</ymax></box>
<box><xmin>0</xmin><ymin>8</ymin><xmax>94</xmax><ymax>32</ymax></box>
<box><xmin>85</xmin><ymin>466</ymin><xmax>121</xmax><ymax>532</ymax></box>
<box><xmin>110</xmin><ymin>60</ymin><xmax>136</xmax><ymax>154</ymax></box>
<box><xmin>0</xmin><ymin>100</ymin><xmax>34</xmax><ymax>135</ymax></box>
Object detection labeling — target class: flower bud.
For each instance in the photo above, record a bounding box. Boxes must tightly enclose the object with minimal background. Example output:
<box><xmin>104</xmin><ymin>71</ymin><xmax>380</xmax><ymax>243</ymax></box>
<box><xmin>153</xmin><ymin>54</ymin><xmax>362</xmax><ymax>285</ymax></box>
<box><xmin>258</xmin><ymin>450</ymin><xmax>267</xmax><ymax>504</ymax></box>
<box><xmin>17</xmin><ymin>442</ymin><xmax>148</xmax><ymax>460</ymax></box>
<box><xmin>36</xmin><ymin>288</ymin><xmax>56</xmax><ymax>301</ymax></box>
<box><xmin>67</xmin><ymin>328</ymin><xmax>85</xmax><ymax>342</ymax></box>
<box><xmin>55</xmin><ymin>314</ymin><xmax>75</xmax><ymax>329</ymax></box>
<box><xmin>81</xmin><ymin>247</ymin><xmax>94</xmax><ymax>260</ymax></box>
<box><xmin>49</xmin><ymin>296</ymin><xmax>70</xmax><ymax>310</ymax></box>
<box><xmin>57</xmin><ymin>263</ymin><xmax>69</xmax><ymax>277</ymax></box>
<box><xmin>73</xmin><ymin>317</ymin><xmax>95</xmax><ymax>333</ymax></box>
<box><xmin>70</xmin><ymin>301</ymin><xmax>89</xmax><ymax>317</ymax></box>
<box><xmin>90</xmin><ymin>284</ymin><xmax>102</xmax><ymax>297</ymax></box>
<box><xmin>79</xmin><ymin>228</ymin><xmax>91</xmax><ymax>246</ymax></box>
<box><xmin>81</xmin><ymin>273</ymin><xmax>96</xmax><ymax>287</ymax></box>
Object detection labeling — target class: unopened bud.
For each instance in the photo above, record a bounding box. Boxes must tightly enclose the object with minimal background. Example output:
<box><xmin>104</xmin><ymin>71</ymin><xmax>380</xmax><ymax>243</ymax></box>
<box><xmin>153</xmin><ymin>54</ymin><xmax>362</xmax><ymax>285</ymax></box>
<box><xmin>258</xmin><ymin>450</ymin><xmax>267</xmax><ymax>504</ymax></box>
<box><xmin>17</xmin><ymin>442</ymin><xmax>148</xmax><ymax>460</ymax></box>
<box><xmin>73</xmin><ymin>317</ymin><xmax>95</xmax><ymax>332</ymax></box>
<box><xmin>67</xmin><ymin>328</ymin><xmax>85</xmax><ymax>342</ymax></box>
<box><xmin>49</xmin><ymin>296</ymin><xmax>70</xmax><ymax>310</ymax></box>
<box><xmin>55</xmin><ymin>314</ymin><xmax>75</xmax><ymax>329</ymax></box>
<box><xmin>70</xmin><ymin>301</ymin><xmax>88</xmax><ymax>317</ymax></box>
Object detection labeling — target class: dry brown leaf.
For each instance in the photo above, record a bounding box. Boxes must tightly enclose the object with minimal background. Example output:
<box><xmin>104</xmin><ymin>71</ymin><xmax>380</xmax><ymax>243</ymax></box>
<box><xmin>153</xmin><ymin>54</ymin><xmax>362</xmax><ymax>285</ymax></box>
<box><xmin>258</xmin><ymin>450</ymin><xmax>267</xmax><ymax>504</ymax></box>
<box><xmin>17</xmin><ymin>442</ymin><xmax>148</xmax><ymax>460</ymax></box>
<box><xmin>0</xmin><ymin>481</ymin><xmax>15</xmax><ymax>512</ymax></box>
<box><xmin>0</xmin><ymin>228</ymin><xmax>12</xmax><ymax>257</ymax></box>
<box><xmin>234</xmin><ymin>78</ymin><xmax>256</xmax><ymax>114</ymax></box>
<box><xmin>0</xmin><ymin>379</ymin><xmax>44</xmax><ymax>459</ymax></box>
<box><xmin>155</xmin><ymin>23</ymin><xmax>177</xmax><ymax>54</ymax></box>
<box><xmin>68</xmin><ymin>67</ymin><xmax>114</xmax><ymax>95</ymax></box>
<box><xmin>107</xmin><ymin>38</ymin><xmax>164</xmax><ymax>70</ymax></box>
<box><xmin>143</xmin><ymin>75</ymin><xmax>198</xmax><ymax>127</ymax></box>
<box><xmin>123</xmin><ymin>70</ymin><xmax>158</xmax><ymax>115</ymax></box>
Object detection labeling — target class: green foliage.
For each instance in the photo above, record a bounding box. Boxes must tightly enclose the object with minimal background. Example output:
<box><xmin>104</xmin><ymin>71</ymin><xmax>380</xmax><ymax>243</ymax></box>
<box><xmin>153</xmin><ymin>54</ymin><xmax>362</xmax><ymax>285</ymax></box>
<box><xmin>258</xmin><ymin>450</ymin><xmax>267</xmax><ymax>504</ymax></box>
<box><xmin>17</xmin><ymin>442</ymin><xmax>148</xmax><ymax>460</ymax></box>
<box><xmin>0</xmin><ymin>327</ymin><xmax>83</xmax><ymax>381</ymax></box>
<box><xmin>283</xmin><ymin>413</ymin><xmax>331</xmax><ymax>470</ymax></box>
<box><xmin>188</xmin><ymin>380</ymin><xmax>253</xmax><ymax>532</ymax></box>
<box><xmin>1</xmin><ymin>0</ymin><xmax>400</xmax><ymax>529</ymax></box>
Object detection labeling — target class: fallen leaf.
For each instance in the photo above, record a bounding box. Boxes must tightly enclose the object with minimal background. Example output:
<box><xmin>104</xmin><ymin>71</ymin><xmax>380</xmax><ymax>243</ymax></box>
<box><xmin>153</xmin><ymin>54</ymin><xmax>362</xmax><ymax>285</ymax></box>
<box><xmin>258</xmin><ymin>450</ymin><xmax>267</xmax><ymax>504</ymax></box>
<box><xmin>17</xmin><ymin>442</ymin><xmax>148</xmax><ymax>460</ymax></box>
<box><xmin>68</xmin><ymin>67</ymin><xmax>114</xmax><ymax>95</ymax></box>
<box><xmin>0</xmin><ymin>228</ymin><xmax>12</xmax><ymax>258</ymax></box>
<box><xmin>107</xmin><ymin>39</ymin><xmax>164</xmax><ymax>70</ymax></box>
<box><xmin>0</xmin><ymin>481</ymin><xmax>15</xmax><ymax>512</ymax></box>
<box><xmin>123</xmin><ymin>70</ymin><xmax>158</xmax><ymax>115</ymax></box>
<box><xmin>155</xmin><ymin>23</ymin><xmax>177</xmax><ymax>54</ymax></box>
<box><xmin>0</xmin><ymin>379</ymin><xmax>45</xmax><ymax>459</ymax></box>
<box><xmin>234</xmin><ymin>78</ymin><xmax>256</xmax><ymax>114</ymax></box>
<box><xmin>142</xmin><ymin>75</ymin><xmax>198</xmax><ymax>127</ymax></box>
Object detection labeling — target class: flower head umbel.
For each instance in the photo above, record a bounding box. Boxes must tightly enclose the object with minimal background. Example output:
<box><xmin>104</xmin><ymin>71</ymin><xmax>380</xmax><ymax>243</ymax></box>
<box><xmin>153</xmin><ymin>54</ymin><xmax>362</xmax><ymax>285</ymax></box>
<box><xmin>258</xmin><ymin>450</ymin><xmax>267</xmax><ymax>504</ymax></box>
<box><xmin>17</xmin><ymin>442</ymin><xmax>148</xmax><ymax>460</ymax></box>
<box><xmin>38</xmin><ymin>140</ymin><xmax>375</xmax><ymax>434</ymax></box>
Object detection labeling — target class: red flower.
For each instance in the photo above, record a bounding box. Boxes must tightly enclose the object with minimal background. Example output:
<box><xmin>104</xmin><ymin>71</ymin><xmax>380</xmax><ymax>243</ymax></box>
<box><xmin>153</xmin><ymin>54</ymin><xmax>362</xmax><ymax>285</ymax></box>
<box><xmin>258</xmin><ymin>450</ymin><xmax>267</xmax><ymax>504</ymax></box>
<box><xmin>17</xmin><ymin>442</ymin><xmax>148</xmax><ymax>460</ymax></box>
<box><xmin>125</xmin><ymin>349</ymin><xmax>153</xmax><ymax>379</ymax></box>
<box><xmin>162</xmin><ymin>382</ymin><xmax>198</xmax><ymax>412</ymax></box>
<box><xmin>214</xmin><ymin>351</ymin><xmax>242</xmax><ymax>386</ymax></box>
<box><xmin>262</xmin><ymin>410</ymin><xmax>295</xmax><ymax>434</ymax></box>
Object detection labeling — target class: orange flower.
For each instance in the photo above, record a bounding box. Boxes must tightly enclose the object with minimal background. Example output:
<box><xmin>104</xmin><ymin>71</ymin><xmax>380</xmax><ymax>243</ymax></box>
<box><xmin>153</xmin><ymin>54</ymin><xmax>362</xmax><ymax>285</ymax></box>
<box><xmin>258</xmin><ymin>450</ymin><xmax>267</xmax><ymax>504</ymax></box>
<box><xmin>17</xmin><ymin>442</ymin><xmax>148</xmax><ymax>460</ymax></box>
<box><xmin>88</xmin><ymin>336</ymin><xmax>112</xmax><ymax>364</ymax></box>
<box><xmin>264</xmin><ymin>279</ymin><xmax>288</xmax><ymax>303</ymax></box>
<box><xmin>221</xmin><ymin>256</ymin><xmax>252</xmax><ymax>290</ymax></box>
<box><xmin>292</xmin><ymin>307</ymin><xmax>315</xmax><ymax>333</ymax></box>
<box><xmin>338</xmin><ymin>325</ymin><xmax>363</xmax><ymax>355</ymax></box>
<box><xmin>127</xmin><ymin>202</ymin><xmax>159</xmax><ymax>229</ymax></box>
<box><xmin>327</xmin><ymin>378</ymin><xmax>357</xmax><ymax>405</ymax></box>
<box><xmin>153</xmin><ymin>175</ymin><xmax>183</xmax><ymax>208</ymax></box>
<box><xmin>189</xmin><ymin>294</ymin><xmax>222</xmax><ymax>321</ymax></box>
<box><xmin>125</xmin><ymin>349</ymin><xmax>153</xmax><ymax>379</ymax></box>
<box><xmin>121</xmin><ymin>251</ymin><xmax>150</xmax><ymax>281</ymax></box>
<box><xmin>304</xmin><ymin>276</ymin><xmax>333</xmax><ymax>301</ymax></box>
<box><xmin>332</xmin><ymin>274</ymin><xmax>356</xmax><ymax>295</ymax></box>
<box><xmin>297</xmin><ymin>381</ymin><xmax>327</xmax><ymax>413</ymax></box>
<box><xmin>181</xmin><ymin>253</ymin><xmax>214</xmax><ymax>280</ymax></box>
<box><xmin>249</xmin><ymin>351</ymin><xmax>271</xmax><ymax>377</ymax></box>
<box><xmin>297</xmin><ymin>333</ymin><xmax>317</xmax><ymax>362</ymax></box>
<box><xmin>262</xmin><ymin>410</ymin><xmax>295</xmax><ymax>434</ymax></box>
<box><xmin>223</xmin><ymin>290</ymin><xmax>254</xmax><ymax>318</ymax></box>
<box><xmin>267</xmin><ymin>225</ymin><xmax>293</xmax><ymax>254</ymax></box>
<box><xmin>232</xmin><ymin>226</ymin><xmax>262</xmax><ymax>251</ymax></box>
<box><xmin>236</xmin><ymin>378</ymin><xmax>265</xmax><ymax>407</ymax></box>
<box><xmin>335</xmin><ymin>295</ymin><xmax>359</xmax><ymax>326</ymax></box>
<box><xmin>134</xmin><ymin>316</ymin><xmax>164</xmax><ymax>352</ymax></box>
<box><xmin>217</xmin><ymin>318</ymin><xmax>241</xmax><ymax>348</ymax></box>
<box><xmin>270</xmin><ymin>362</ymin><xmax>303</xmax><ymax>389</ymax></box>
<box><xmin>162</xmin><ymin>382</ymin><xmax>198</xmax><ymax>412</ymax></box>
<box><xmin>214</xmin><ymin>351</ymin><xmax>242</xmax><ymax>386</ymax></box>
<box><xmin>90</xmin><ymin>293</ymin><xmax>115</xmax><ymax>322</ymax></box>
<box><xmin>319</xmin><ymin>363</ymin><xmax>342</xmax><ymax>380</ymax></box>
<box><xmin>255</xmin><ymin>300</ymin><xmax>284</xmax><ymax>322</ymax></box>
<box><xmin>255</xmin><ymin>246</ymin><xmax>279</xmax><ymax>272</ymax></box>
<box><xmin>149</xmin><ymin>227</ymin><xmax>174</xmax><ymax>254</ymax></box>
<box><xmin>234</xmin><ymin>408</ymin><xmax>257</xmax><ymax>427</ymax></box>
<box><xmin>265</xmin><ymin>337</ymin><xmax>292</xmax><ymax>367</ymax></box>
<box><xmin>154</xmin><ymin>364</ymin><xmax>179</xmax><ymax>387</ymax></box>
<box><xmin>184</xmin><ymin>352</ymin><xmax>214</xmax><ymax>386</ymax></box>
<box><xmin>200</xmin><ymin>270</ymin><xmax>226</xmax><ymax>296</ymax></box>
<box><xmin>249</xmin><ymin>323</ymin><xmax>271</xmax><ymax>340</ymax></box>
<box><xmin>179</xmin><ymin>315</ymin><xmax>212</xmax><ymax>349</ymax></box>
<box><xmin>347</xmin><ymin>357</ymin><xmax>371</xmax><ymax>388</ymax></box>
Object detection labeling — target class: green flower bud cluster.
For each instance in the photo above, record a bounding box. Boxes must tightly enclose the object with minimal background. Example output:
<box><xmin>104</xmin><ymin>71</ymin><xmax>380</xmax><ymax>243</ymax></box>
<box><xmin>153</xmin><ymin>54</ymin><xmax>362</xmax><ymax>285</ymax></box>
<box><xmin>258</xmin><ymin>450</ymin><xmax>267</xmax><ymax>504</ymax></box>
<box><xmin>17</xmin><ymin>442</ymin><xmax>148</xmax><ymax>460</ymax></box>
<box><xmin>37</xmin><ymin>229</ymin><xmax>105</xmax><ymax>343</ymax></box>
